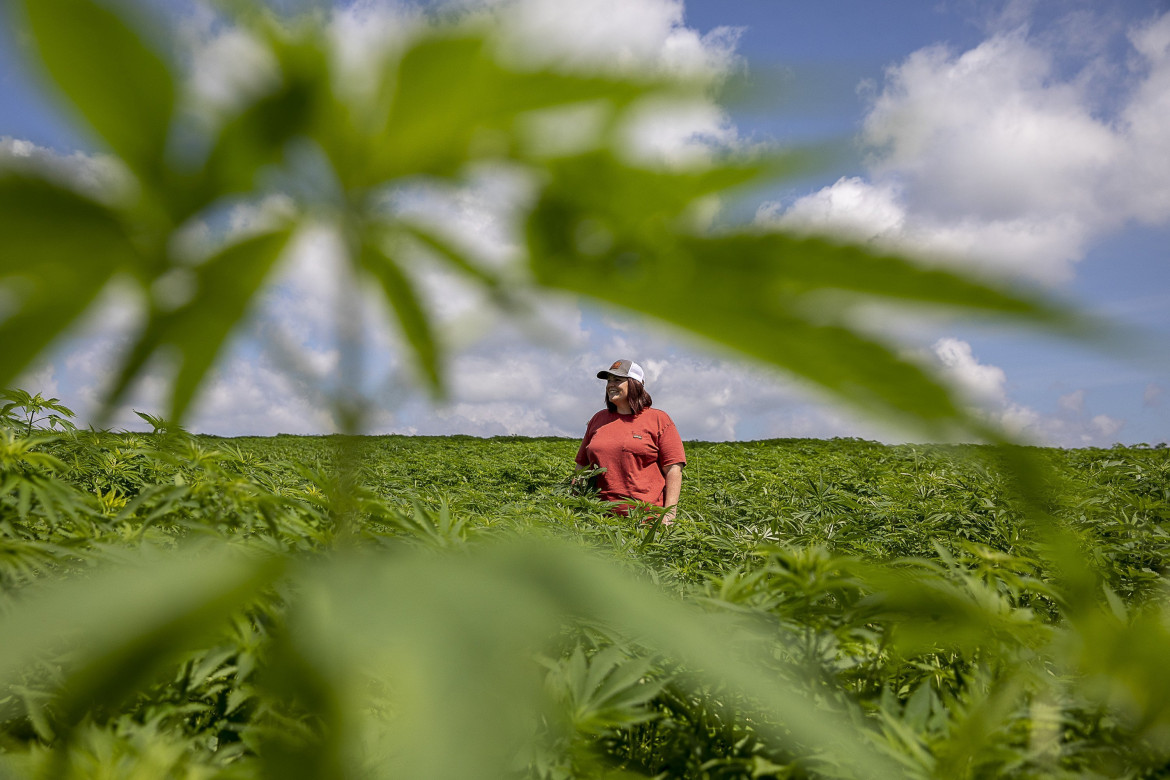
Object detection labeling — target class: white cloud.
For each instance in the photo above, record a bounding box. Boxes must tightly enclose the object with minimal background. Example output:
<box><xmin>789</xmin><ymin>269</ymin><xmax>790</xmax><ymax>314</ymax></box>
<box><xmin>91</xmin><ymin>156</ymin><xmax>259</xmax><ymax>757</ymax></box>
<box><xmin>1090</xmin><ymin>413</ymin><xmax>1124</xmax><ymax>440</ymax></box>
<box><xmin>1144</xmin><ymin>383</ymin><xmax>1163</xmax><ymax>407</ymax></box>
<box><xmin>763</xmin><ymin>11</ymin><xmax>1170</xmax><ymax>284</ymax></box>
<box><xmin>184</xmin><ymin>26</ymin><xmax>280</xmax><ymax>119</ymax></box>
<box><xmin>7</xmin><ymin>279</ymin><xmax>148</xmax><ymax>430</ymax></box>
<box><xmin>618</xmin><ymin>96</ymin><xmax>741</xmax><ymax>167</ymax></box>
<box><xmin>22</xmin><ymin>290</ymin><xmax>341</xmax><ymax>437</ymax></box>
<box><xmin>452</xmin><ymin>0</ymin><xmax>744</xmax><ymax>165</ymax></box>
<box><xmin>932</xmin><ymin>337</ymin><xmax>1008</xmax><ymax>406</ymax></box>
<box><xmin>930</xmin><ymin>337</ymin><xmax>1127</xmax><ymax>446</ymax></box>
<box><xmin>14</xmin><ymin>364</ymin><xmax>59</xmax><ymax>401</ymax></box>
<box><xmin>434</xmin><ymin>401</ymin><xmax>558</xmax><ymax>437</ymax></box>
<box><xmin>188</xmin><ymin>356</ymin><xmax>338</xmax><ymax>436</ymax></box>
<box><xmin>762</xmin><ymin>176</ymin><xmax>904</xmax><ymax>242</ymax></box>
<box><xmin>492</xmin><ymin>0</ymin><xmax>739</xmax><ymax>77</ymax></box>
<box><xmin>176</xmin><ymin>0</ymin><xmax>746</xmax><ymax>435</ymax></box>
<box><xmin>5</xmin><ymin>0</ymin><xmax>752</xmax><ymax>439</ymax></box>
<box><xmin>0</xmin><ymin>137</ymin><xmax>132</xmax><ymax>204</ymax></box>
<box><xmin>1058</xmin><ymin>389</ymin><xmax>1085</xmax><ymax>413</ymax></box>
<box><xmin>348</xmin><ymin>321</ymin><xmax>859</xmax><ymax>443</ymax></box>
<box><xmin>1117</xmin><ymin>12</ymin><xmax>1170</xmax><ymax>224</ymax></box>
<box><xmin>328</xmin><ymin>1</ymin><xmax>423</xmax><ymax>105</ymax></box>
<box><xmin>543</xmin><ymin>322</ymin><xmax>900</xmax><ymax>443</ymax></box>
<box><xmin>764</xmin><ymin>174</ymin><xmax>1093</xmax><ymax>282</ymax></box>
<box><xmin>862</xmin><ymin>33</ymin><xmax>1117</xmax><ymax>222</ymax></box>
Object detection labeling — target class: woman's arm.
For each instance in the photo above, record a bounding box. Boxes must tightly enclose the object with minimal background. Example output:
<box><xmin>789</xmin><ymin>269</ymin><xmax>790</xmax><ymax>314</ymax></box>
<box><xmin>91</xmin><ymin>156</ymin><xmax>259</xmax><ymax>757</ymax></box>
<box><xmin>662</xmin><ymin>463</ymin><xmax>683</xmax><ymax>523</ymax></box>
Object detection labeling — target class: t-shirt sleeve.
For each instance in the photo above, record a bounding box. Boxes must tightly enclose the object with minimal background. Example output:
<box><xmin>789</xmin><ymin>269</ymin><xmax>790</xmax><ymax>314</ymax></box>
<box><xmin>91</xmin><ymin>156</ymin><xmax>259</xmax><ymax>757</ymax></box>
<box><xmin>575</xmin><ymin>417</ymin><xmax>596</xmax><ymax>467</ymax></box>
<box><xmin>657</xmin><ymin>413</ymin><xmax>686</xmax><ymax>468</ymax></box>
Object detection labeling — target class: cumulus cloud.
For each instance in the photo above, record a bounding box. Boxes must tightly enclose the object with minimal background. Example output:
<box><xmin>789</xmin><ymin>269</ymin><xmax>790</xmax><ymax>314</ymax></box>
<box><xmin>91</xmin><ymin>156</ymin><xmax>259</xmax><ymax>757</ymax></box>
<box><xmin>7</xmin><ymin>276</ymin><xmax>148</xmax><ymax>431</ymax></box>
<box><xmin>762</xmin><ymin>10</ymin><xmax>1170</xmax><ymax>284</ymax></box>
<box><xmin>930</xmin><ymin>337</ymin><xmax>1126</xmax><ymax>446</ymax></box>
<box><xmin>765</xmin><ymin>175</ymin><xmax>1093</xmax><ymax>282</ymax></box>
<box><xmin>862</xmin><ymin>32</ymin><xmax>1117</xmax><ymax>222</ymax></box>
<box><xmin>0</xmin><ymin>137</ymin><xmax>132</xmax><ymax>203</ymax></box>
<box><xmin>438</xmin><ymin>0</ymin><xmax>745</xmax><ymax>165</ymax></box>
<box><xmin>1058</xmin><ymin>389</ymin><xmax>1085</xmax><ymax>413</ymax></box>
<box><xmin>188</xmin><ymin>356</ymin><xmax>338</xmax><ymax>436</ymax></box>
<box><xmin>1117</xmin><ymin>12</ymin><xmax>1170</xmax><ymax>224</ymax></box>
<box><xmin>489</xmin><ymin>0</ymin><xmax>740</xmax><ymax>77</ymax></box>
<box><xmin>14</xmin><ymin>277</ymin><xmax>343</xmax><ymax>437</ymax></box>
<box><xmin>1090</xmin><ymin>413</ymin><xmax>1125</xmax><ymax>440</ymax></box>
<box><xmin>526</xmin><ymin>318</ymin><xmax>900</xmax><ymax>443</ymax></box>
<box><xmin>1144</xmin><ymin>383</ymin><xmax>1164</xmax><ymax>407</ymax></box>
<box><xmin>618</xmin><ymin>96</ymin><xmax>743</xmax><ymax>167</ymax></box>
<box><xmin>344</xmin><ymin>317</ymin><xmax>883</xmax><ymax>443</ymax></box>
<box><xmin>928</xmin><ymin>336</ymin><xmax>1038</xmax><ymax>438</ymax></box>
<box><xmin>14</xmin><ymin>363</ymin><xmax>59</xmax><ymax>401</ymax></box>
<box><xmin>932</xmin><ymin>337</ymin><xmax>1008</xmax><ymax>406</ymax></box>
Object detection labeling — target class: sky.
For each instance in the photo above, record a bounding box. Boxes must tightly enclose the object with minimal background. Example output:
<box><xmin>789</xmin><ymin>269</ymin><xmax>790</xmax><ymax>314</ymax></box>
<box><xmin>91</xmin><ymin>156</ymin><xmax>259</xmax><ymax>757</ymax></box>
<box><xmin>1</xmin><ymin>0</ymin><xmax>1168</xmax><ymax>446</ymax></box>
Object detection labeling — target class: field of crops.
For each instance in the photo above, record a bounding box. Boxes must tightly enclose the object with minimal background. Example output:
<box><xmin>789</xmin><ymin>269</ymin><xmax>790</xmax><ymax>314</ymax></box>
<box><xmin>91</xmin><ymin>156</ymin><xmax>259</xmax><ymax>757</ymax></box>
<box><xmin>2</xmin><ymin>409</ymin><xmax>1169</xmax><ymax>779</ymax></box>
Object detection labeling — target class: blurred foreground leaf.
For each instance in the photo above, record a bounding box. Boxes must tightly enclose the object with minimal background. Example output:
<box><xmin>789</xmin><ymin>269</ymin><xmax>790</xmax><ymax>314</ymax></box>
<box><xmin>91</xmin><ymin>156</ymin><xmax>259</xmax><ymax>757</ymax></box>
<box><xmin>0</xmin><ymin>538</ymin><xmax>904</xmax><ymax>779</ymax></box>
<box><xmin>0</xmin><ymin>544</ymin><xmax>284</xmax><ymax>730</ymax></box>
<box><xmin>0</xmin><ymin>176</ymin><xmax>135</xmax><ymax>391</ymax></box>
<box><xmin>1</xmin><ymin>0</ymin><xmax>1088</xmax><ymax>435</ymax></box>
<box><xmin>528</xmin><ymin>153</ymin><xmax>1074</xmax><ymax>437</ymax></box>
<box><xmin>103</xmin><ymin>229</ymin><xmax>293</xmax><ymax>423</ymax></box>
<box><xmin>14</xmin><ymin>0</ymin><xmax>175</xmax><ymax>180</ymax></box>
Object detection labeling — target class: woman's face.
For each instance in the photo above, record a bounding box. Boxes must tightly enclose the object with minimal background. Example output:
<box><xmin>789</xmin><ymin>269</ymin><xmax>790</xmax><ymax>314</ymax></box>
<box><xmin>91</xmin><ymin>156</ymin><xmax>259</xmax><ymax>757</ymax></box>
<box><xmin>606</xmin><ymin>374</ymin><xmax>629</xmax><ymax>406</ymax></box>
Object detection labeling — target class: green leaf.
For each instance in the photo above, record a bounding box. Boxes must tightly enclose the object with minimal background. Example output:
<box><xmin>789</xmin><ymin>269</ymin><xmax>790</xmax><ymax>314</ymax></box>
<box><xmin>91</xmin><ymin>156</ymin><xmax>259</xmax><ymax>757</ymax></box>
<box><xmin>360</xmin><ymin>241</ymin><xmax>441</xmax><ymax>395</ymax></box>
<box><xmin>196</xmin><ymin>78</ymin><xmax>316</xmax><ymax>206</ymax></box>
<box><xmin>849</xmin><ymin>559</ymin><xmax>1050</xmax><ymax>655</ymax></box>
<box><xmin>104</xmin><ymin>229</ymin><xmax>293</xmax><ymax>423</ymax></box>
<box><xmin>525</xmin><ymin>152</ymin><xmax>1076</xmax><ymax>435</ymax></box>
<box><xmin>529</xmin><ymin>222</ymin><xmax>966</xmax><ymax>431</ymax></box>
<box><xmin>0</xmin><ymin>544</ymin><xmax>284</xmax><ymax>728</ymax></box>
<box><xmin>902</xmin><ymin>680</ymin><xmax>934</xmax><ymax>731</ymax></box>
<box><xmin>1102</xmin><ymin>583</ymin><xmax>1128</xmax><ymax>622</ymax></box>
<box><xmin>367</xmin><ymin>34</ymin><xmax>660</xmax><ymax>183</ymax></box>
<box><xmin>534</xmin><ymin>150</ymin><xmax>767</xmax><ymax>226</ymax></box>
<box><xmin>395</xmin><ymin>222</ymin><xmax>506</xmax><ymax>295</ymax></box>
<box><xmin>0</xmin><ymin>175</ymin><xmax>135</xmax><ymax>389</ymax></box>
<box><xmin>690</xmin><ymin>232</ymin><xmax>1075</xmax><ymax>323</ymax></box>
<box><xmin>276</xmin><ymin>540</ymin><xmax>905</xmax><ymax>780</ymax></box>
<box><xmin>0</xmin><ymin>389</ymin><xmax>76</xmax><ymax>429</ymax></box>
<box><xmin>16</xmin><ymin>0</ymin><xmax>175</xmax><ymax>180</ymax></box>
<box><xmin>547</xmin><ymin>645</ymin><xmax>664</xmax><ymax>734</ymax></box>
<box><xmin>374</xmin><ymin>35</ymin><xmax>519</xmax><ymax>179</ymax></box>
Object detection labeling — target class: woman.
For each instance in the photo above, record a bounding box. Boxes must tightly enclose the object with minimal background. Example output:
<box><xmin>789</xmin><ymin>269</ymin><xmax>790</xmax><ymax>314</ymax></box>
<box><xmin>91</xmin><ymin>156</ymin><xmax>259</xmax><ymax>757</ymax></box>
<box><xmin>575</xmin><ymin>359</ymin><xmax>686</xmax><ymax>523</ymax></box>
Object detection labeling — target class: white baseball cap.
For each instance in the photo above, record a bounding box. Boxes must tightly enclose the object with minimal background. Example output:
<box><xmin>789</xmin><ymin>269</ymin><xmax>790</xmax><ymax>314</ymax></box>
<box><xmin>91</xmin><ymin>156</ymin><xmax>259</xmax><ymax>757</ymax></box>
<box><xmin>597</xmin><ymin>359</ymin><xmax>645</xmax><ymax>384</ymax></box>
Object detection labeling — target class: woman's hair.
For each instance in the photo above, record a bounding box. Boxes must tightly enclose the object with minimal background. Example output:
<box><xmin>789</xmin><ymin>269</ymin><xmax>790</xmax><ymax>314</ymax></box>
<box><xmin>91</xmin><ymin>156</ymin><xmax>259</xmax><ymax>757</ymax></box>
<box><xmin>605</xmin><ymin>378</ymin><xmax>653</xmax><ymax>414</ymax></box>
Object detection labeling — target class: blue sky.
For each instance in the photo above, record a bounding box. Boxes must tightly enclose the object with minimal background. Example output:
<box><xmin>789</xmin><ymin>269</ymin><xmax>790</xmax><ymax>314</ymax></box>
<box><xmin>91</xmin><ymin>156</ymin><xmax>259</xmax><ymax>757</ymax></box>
<box><xmin>2</xmin><ymin>0</ymin><xmax>1168</xmax><ymax>445</ymax></box>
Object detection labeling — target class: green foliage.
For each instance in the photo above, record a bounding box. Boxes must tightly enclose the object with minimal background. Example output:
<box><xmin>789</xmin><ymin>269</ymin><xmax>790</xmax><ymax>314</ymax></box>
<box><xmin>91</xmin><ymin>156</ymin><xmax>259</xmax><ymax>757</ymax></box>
<box><xmin>107</xmin><ymin>229</ymin><xmax>295</xmax><ymax>422</ymax></box>
<box><xmin>0</xmin><ymin>176</ymin><xmax>136</xmax><ymax>391</ymax></box>
<box><xmin>19</xmin><ymin>0</ymin><xmax>174</xmax><ymax>178</ymax></box>
<box><xmin>0</xmin><ymin>0</ymin><xmax>1164</xmax><ymax>778</ymax></box>
<box><xmin>0</xmin><ymin>429</ymin><xmax>1167</xmax><ymax>777</ymax></box>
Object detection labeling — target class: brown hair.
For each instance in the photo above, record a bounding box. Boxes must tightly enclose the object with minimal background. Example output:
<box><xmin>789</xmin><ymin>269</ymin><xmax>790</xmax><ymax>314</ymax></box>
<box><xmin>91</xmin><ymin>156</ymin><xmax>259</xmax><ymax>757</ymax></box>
<box><xmin>605</xmin><ymin>378</ymin><xmax>653</xmax><ymax>414</ymax></box>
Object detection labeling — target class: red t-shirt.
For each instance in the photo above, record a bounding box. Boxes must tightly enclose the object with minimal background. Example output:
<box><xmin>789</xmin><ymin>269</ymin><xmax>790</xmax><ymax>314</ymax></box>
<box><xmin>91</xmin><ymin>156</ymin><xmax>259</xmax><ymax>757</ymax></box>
<box><xmin>574</xmin><ymin>408</ymin><xmax>686</xmax><ymax>507</ymax></box>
